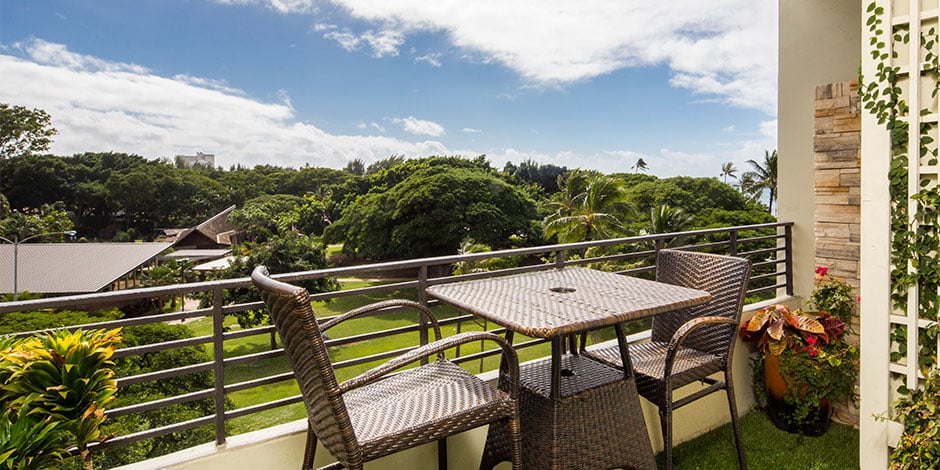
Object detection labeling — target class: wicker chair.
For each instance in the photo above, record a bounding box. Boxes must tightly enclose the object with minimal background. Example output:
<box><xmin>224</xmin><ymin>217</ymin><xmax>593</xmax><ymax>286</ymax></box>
<box><xmin>251</xmin><ymin>266</ymin><xmax>522</xmax><ymax>470</ymax></box>
<box><xmin>582</xmin><ymin>249</ymin><xmax>751</xmax><ymax>470</ymax></box>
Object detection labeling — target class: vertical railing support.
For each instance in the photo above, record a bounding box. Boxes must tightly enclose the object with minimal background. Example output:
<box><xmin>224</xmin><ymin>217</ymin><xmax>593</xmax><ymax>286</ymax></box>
<box><xmin>784</xmin><ymin>224</ymin><xmax>794</xmax><ymax>296</ymax></box>
<box><xmin>211</xmin><ymin>286</ymin><xmax>226</xmax><ymax>445</ymax></box>
<box><xmin>418</xmin><ymin>265</ymin><xmax>430</xmax><ymax>365</ymax></box>
<box><xmin>555</xmin><ymin>249</ymin><xmax>566</xmax><ymax>269</ymax></box>
<box><xmin>729</xmin><ymin>230</ymin><xmax>738</xmax><ymax>256</ymax></box>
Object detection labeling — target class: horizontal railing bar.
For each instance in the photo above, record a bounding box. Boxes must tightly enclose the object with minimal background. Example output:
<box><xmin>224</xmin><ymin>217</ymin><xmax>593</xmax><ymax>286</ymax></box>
<box><xmin>223</xmin><ymin>349</ymin><xmax>285</xmax><ymax>367</ymax></box>
<box><xmin>92</xmin><ymin>415</ymin><xmax>217</xmax><ymax>451</ymax></box>
<box><xmin>737</xmin><ymin>246</ymin><xmax>784</xmax><ymax>258</ymax></box>
<box><xmin>113</xmin><ymin>334</ymin><xmax>213</xmax><ymax>359</ymax></box>
<box><xmin>108</xmin><ymin>388</ymin><xmax>216</xmax><ymax>418</ymax></box>
<box><xmin>749</xmin><ymin>272</ymin><xmax>783</xmax><ymax>283</ymax></box>
<box><xmin>116</xmin><ymin>361</ymin><xmax>214</xmax><ymax>387</ymax></box>
<box><xmin>747</xmin><ymin>283</ymin><xmax>788</xmax><ymax>296</ymax></box>
<box><xmin>225</xmin><ymin>395</ymin><xmax>304</xmax><ymax>421</ymax></box>
<box><xmin>224</xmin><ymin>372</ymin><xmax>297</xmax><ymax>395</ymax></box>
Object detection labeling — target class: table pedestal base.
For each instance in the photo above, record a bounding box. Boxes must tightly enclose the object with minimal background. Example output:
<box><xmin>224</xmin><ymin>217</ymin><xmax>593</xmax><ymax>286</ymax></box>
<box><xmin>481</xmin><ymin>355</ymin><xmax>655</xmax><ymax>470</ymax></box>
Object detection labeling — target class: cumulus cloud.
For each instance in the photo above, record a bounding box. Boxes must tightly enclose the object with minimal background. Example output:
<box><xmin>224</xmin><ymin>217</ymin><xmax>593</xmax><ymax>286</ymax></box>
<box><xmin>0</xmin><ymin>39</ymin><xmax>448</xmax><ymax>168</ymax></box>
<box><xmin>462</xmin><ymin>128</ymin><xmax>482</xmax><ymax>134</ymax></box>
<box><xmin>394</xmin><ymin>116</ymin><xmax>445</xmax><ymax>136</ymax></box>
<box><xmin>308</xmin><ymin>0</ymin><xmax>777</xmax><ymax>114</ymax></box>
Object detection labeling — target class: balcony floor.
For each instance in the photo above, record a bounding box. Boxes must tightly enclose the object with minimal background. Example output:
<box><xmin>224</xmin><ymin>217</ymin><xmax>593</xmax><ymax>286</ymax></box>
<box><xmin>666</xmin><ymin>410</ymin><xmax>859</xmax><ymax>469</ymax></box>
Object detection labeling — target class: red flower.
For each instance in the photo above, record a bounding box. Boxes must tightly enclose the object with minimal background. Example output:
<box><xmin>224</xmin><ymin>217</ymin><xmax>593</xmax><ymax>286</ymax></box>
<box><xmin>815</xmin><ymin>266</ymin><xmax>829</xmax><ymax>276</ymax></box>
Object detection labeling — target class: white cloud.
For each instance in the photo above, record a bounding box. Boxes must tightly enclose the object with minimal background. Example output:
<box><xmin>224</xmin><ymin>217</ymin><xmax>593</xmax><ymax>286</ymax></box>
<box><xmin>314</xmin><ymin>0</ymin><xmax>777</xmax><ymax>114</ymax></box>
<box><xmin>394</xmin><ymin>116</ymin><xmax>445</xmax><ymax>136</ymax></box>
<box><xmin>213</xmin><ymin>0</ymin><xmax>317</xmax><ymax>14</ymax></box>
<box><xmin>323</xmin><ymin>28</ymin><xmax>404</xmax><ymax>57</ymax></box>
<box><xmin>462</xmin><ymin>128</ymin><xmax>482</xmax><ymax>134</ymax></box>
<box><xmin>415</xmin><ymin>52</ymin><xmax>442</xmax><ymax>67</ymax></box>
<box><xmin>0</xmin><ymin>39</ymin><xmax>448</xmax><ymax>169</ymax></box>
<box><xmin>723</xmin><ymin>125</ymin><xmax>736</xmax><ymax>132</ymax></box>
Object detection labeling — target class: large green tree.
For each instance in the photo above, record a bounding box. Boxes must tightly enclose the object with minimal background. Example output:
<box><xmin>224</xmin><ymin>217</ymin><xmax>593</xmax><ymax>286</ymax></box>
<box><xmin>325</xmin><ymin>165</ymin><xmax>538</xmax><ymax>259</ymax></box>
<box><xmin>0</xmin><ymin>103</ymin><xmax>57</xmax><ymax>195</ymax></box>
<box><xmin>0</xmin><ymin>104</ymin><xmax>56</xmax><ymax>160</ymax></box>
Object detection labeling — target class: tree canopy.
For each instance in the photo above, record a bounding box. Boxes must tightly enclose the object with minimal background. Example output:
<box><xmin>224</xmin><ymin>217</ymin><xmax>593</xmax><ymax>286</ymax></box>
<box><xmin>325</xmin><ymin>165</ymin><xmax>538</xmax><ymax>259</ymax></box>
<box><xmin>0</xmin><ymin>103</ymin><xmax>57</xmax><ymax>160</ymax></box>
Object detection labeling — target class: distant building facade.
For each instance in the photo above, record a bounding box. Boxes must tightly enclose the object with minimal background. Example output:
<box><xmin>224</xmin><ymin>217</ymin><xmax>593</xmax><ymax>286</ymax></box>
<box><xmin>175</xmin><ymin>151</ymin><xmax>215</xmax><ymax>168</ymax></box>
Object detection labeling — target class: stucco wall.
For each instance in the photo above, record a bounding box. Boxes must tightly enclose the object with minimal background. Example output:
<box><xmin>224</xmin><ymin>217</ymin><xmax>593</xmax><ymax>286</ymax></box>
<box><xmin>778</xmin><ymin>0</ymin><xmax>861</xmax><ymax>299</ymax></box>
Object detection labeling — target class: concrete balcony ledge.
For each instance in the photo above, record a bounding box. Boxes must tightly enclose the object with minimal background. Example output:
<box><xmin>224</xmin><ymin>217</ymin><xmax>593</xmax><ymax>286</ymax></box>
<box><xmin>119</xmin><ymin>296</ymin><xmax>797</xmax><ymax>470</ymax></box>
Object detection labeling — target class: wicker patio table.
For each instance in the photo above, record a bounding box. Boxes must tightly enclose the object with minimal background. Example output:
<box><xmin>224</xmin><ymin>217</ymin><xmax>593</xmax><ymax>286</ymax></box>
<box><xmin>427</xmin><ymin>267</ymin><xmax>711</xmax><ymax>470</ymax></box>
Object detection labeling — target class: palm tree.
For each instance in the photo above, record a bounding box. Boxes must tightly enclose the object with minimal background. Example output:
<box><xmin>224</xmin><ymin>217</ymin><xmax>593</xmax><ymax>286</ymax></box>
<box><xmin>649</xmin><ymin>204</ymin><xmax>695</xmax><ymax>235</ymax></box>
<box><xmin>736</xmin><ymin>173</ymin><xmax>762</xmax><ymax>204</ymax></box>
<box><xmin>542</xmin><ymin>171</ymin><xmax>634</xmax><ymax>243</ymax></box>
<box><xmin>631</xmin><ymin>158</ymin><xmax>648</xmax><ymax>173</ymax></box>
<box><xmin>743</xmin><ymin>150</ymin><xmax>778</xmax><ymax>214</ymax></box>
<box><xmin>720</xmin><ymin>162</ymin><xmax>738</xmax><ymax>184</ymax></box>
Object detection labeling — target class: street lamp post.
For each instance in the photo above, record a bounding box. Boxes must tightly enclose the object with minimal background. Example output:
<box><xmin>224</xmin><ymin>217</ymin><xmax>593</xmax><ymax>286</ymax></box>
<box><xmin>0</xmin><ymin>230</ymin><xmax>77</xmax><ymax>301</ymax></box>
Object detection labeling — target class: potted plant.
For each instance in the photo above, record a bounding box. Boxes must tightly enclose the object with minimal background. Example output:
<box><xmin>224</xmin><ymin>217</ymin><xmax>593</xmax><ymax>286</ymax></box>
<box><xmin>739</xmin><ymin>268</ymin><xmax>858</xmax><ymax>435</ymax></box>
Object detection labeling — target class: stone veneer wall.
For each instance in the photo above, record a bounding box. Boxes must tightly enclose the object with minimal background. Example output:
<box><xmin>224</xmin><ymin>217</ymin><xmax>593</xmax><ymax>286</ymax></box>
<box><xmin>813</xmin><ymin>79</ymin><xmax>861</xmax><ymax>426</ymax></box>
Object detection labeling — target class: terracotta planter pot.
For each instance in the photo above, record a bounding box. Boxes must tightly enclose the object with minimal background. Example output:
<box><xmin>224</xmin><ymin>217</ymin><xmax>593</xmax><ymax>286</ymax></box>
<box><xmin>763</xmin><ymin>353</ymin><xmax>832</xmax><ymax>436</ymax></box>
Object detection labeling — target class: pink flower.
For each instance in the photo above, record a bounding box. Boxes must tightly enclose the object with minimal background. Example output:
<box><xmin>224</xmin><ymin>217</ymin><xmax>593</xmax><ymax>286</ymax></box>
<box><xmin>815</xmin><ymin>266</ymin><xmax>829</xmax><ymax>276</ymax></box>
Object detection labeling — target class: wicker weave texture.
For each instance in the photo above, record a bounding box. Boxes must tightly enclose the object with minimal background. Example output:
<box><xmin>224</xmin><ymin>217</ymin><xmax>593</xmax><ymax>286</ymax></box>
<box><xmin>252</xmin><ymin>267</ymin><xmax>522</xmax><ymax>470</ymax></box>
<box><xmin>428</xmin><ymin>267</ymin><xmax>711</xmax><ymax>338</ymax></box>
<box><xmin>583</xmin><ymin>249</ymin><xmax>752</xmax><ymax>470</ymax></box>
<box><xmin>481</xmin><ymin>355</ymin><xmax>655</xmax><ymax>470</ymax></box>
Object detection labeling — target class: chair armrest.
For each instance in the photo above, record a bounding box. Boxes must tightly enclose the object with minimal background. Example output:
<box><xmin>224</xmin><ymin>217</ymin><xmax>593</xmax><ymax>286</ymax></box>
<box><xmin>338</xmin><ymin>331</ymin><xmax>520</xmax><ymax>399</ymax></box>
<box><xmin>662</xmin><ymin>316</ymin><xmax>737</xmax><ymax>377</ymax></box>
<box><xmin>320</xmin><ymin>299</ymin><xmax>442</xmax><ymax>342</ymax></box>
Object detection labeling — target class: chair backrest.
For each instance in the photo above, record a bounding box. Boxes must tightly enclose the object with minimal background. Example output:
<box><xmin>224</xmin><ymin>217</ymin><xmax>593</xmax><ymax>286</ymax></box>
<box><xmin>651</xmin><ymin>249</ymin><xmax>752</xmax><ymax>358</ymax></box>
<box><xmin>251</xmin><ymin>266</ymin><xmax>360</xmax><ymax>466</ymax></box>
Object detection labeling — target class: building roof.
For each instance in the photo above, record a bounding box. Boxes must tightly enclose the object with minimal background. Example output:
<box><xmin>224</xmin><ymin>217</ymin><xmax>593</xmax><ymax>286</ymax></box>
<box><xmin>160</xmin><ymin>205</ymin><xmax>236</xmax><ymax>247</ymax></box>
<box><xmin>162</xmin><ymin>248</ymin><xmax>232</xmax><ymax>261</ymax></box>
<box><xmin>0</xmin><ymin>242</ymin><xmax>173</xmax><ymax>294</ymax></box>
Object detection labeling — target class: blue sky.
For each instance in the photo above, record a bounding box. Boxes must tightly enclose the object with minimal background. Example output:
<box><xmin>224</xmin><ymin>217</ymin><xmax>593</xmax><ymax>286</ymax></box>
<box><xmin>0</xmin><ymin>0</ymin><xmax>778</xmax><ymax>178</ymax></box>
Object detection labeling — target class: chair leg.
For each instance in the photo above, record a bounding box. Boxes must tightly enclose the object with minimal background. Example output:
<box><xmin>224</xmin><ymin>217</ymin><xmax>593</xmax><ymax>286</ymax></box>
<box><xmin>438</xmin><ymin>437</ymin><xmax>448</xmax><ymax>470</ymax></box>
<box><xmin>303</xmin><ymin>422</ymin><xmax>317</xmax><ymax>470</ymax></box>
<box><xmin>508</xmin><ymin>415</ymin><xmax>523</xmax><ymax>470</ymax></box>
<box><xmin>725</xmin><ymin>372</ymin><xmax>747</xmax><ymax>470</ymax></box>
<box><xmin>660</xmin><ymin>404</ymin><xmax>674</xmax><ymax>470</ymax></box>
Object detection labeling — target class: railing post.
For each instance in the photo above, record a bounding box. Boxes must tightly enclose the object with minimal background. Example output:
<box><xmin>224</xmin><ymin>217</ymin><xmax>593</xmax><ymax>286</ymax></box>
<box><xmin>418</xmin><ymin>265</ymin><xmax>430</xmax><ymax>365</ymax></box>
<box><xmin>729</xmin><ymin>230</ymin><xmax>738</xmax><ymax>256</ymax></box>
<box><xmin>418</xmin><ymin>264</ymin><xmax>428</xmax><ymax>346</ymax></box>
<box><xmin>212</xmin><ymin>286</ymin><xmax>226</xmax><ymax>446</ymax></box>
<box><xmin>784</xmin><ymin>224</ymin><xmax>794</xmax><ymax>296</ymax></box>
<box><xmin>555</xmin><ymin>249</ymin><xmax>565</xmax><ymax>269</ymax></box>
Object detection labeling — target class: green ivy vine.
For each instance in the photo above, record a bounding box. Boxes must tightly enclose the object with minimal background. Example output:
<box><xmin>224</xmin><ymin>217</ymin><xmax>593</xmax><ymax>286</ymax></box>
<box><xmin>861</xmin><ymin>2</ymin><xmax>940</xmax><ymax>466</ymax></box>
<box><xmin>860</xmin><ymin>1</ymin><xmax>940</xmax><ymax>370</ymax></box>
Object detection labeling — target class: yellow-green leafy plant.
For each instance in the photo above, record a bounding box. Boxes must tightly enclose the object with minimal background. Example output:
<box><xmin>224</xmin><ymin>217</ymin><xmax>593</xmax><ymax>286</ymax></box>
<box><xmin>0</xmin><ymin>329</ymin><xmax>121</xmax><ymax>470</ymax></box>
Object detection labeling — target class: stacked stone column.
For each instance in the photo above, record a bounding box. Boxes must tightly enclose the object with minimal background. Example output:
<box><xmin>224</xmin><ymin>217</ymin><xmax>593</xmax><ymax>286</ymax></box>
<box><xmin>813</xmin><ymin>79</ymin><xmax>860</xmax><ymax>426</ymax></box>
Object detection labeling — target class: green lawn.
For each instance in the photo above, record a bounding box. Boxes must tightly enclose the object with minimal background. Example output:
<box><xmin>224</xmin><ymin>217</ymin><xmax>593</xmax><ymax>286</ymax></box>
<box><xmin>668</xmin><ymin>410</ymin><xmax>859</xmax><ymax>469</ymax></box>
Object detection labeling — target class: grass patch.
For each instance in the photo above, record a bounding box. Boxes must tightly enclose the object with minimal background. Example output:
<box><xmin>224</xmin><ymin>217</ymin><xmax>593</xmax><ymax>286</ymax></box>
<box><xmin>667</xmin><ymin>410</ymin><xmax>859</xmax><ymax>469</ymax></box>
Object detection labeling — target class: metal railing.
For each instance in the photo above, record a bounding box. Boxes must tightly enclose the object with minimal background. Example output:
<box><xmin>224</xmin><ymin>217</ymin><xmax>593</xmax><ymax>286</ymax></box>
<box><xmin>0</xmin><ymin>222</ymin><xmax>793</xmax><ymax>464</ymax></box>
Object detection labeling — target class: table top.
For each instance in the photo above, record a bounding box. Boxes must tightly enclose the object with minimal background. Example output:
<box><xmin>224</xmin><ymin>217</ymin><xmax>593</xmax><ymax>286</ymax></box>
<box><xmin>427</xmin><ymin>267</ymin><xmax>711</xmax><ymax>338</ymax></box>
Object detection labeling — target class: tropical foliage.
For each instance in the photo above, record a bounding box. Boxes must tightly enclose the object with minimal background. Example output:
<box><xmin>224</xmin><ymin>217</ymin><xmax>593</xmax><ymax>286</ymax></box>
<box><xmin>0</xmin><ymin>328</ymin><xmax>122</xmax><ymax>470</ymax></box>
<box><xmin>742</xmin><ymin>150</ymin><xmax>778</xmax><ymax>214</ymax></box>
<box><xmin>542</xmin><ymin>170</ymin><xmax>635</xmax><ymax>243</ymax></box>
<box><xmin>740</xmin><ymin>270</ymin><xmax>858</xmax><ymax>429</ymax></box>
